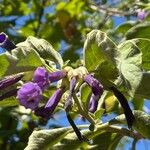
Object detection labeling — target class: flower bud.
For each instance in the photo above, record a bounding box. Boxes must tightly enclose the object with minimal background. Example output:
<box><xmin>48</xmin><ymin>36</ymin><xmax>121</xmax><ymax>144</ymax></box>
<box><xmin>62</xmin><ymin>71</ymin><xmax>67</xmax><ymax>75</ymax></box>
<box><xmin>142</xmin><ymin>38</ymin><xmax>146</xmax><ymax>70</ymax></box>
<box><xmin>137</xmin><ymin>10</ymin><xmax>146</xmax><ymax>21</ymax></box>
<box><xmin>49</xmin><ymin>71</ymin><xmax>66</xmax><ymax>82</ymax></box>
<box><xmin>0</xmin><ymin>88</ymin><xmax>18</xmax><ymax>101</ymax></box>
<box><xmin>84</xmin><ymin>74</ymin><xmax>104</xmax><ymax>113</ymax></box>
<box><xmin>84</xmin><ymin>74</ymin><xmax>103</xmax><ymax>96</ymax></box>
<box><xmin>0</xmin><ymin>74</ymin><xmax>24</xmax><ymax>90</ymax></box>
<box><xmin>64</xmin><ymin>77</ymin><xmax>76</xmax><ymax>112</ymax></box>
<box><xmin>34</xmin><ymin>87</ymin><xmax>64</xmax><ymax>119</ymax></box>
<box><xmin>0</xmin><ymin>32</ymin><xmax>16</xmax><ymax>51</ymax></box>
<box><xmin>89</xmin><ymin>94</ymin><xmax>99</xmax><ymax>113</ymax></box>
<box><xmin>33</xmin><ymin>67</ymin><xmax>50</xmax><ymax>90</ymax></box>
<box><xmin>17</xmin><ymin>82</ymin><xmax>42</xmax><ymax>110</ymax></box>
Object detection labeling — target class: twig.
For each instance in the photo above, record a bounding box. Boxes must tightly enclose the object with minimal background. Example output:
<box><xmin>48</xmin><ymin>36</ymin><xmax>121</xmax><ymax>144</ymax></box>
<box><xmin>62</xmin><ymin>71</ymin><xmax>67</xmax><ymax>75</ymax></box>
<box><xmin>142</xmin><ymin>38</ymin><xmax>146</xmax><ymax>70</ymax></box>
<box><xmin>90</xmin><ymin>4</ymin><xmax>135</xmax><ymax>17</ymax></box>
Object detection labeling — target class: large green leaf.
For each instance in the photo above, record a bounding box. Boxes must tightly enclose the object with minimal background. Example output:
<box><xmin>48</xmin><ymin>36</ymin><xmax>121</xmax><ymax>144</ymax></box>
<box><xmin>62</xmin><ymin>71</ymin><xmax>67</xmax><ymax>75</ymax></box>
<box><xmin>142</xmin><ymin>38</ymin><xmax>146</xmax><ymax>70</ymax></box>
<box><xmin>24</xmin><ymin>128</ymin><xmax>72</xmax><ymax>150</ymax></box>
<box><xmin>125</xmin><ymin>23</ymin><xmax>150</xmax><ymax>40</ymax></box>
<box><xmin>117</xmin><ymin>38</ymin><xmax>150</xmax><ymax>98</ymax></box>
<box><xmin>110</xmin><ymin>110</ymin><xmax>150</xmax><ymax>139</ymax></box>
<box><xmin>25</xmin><ymin>124</ymin><xmax>123</xmax><ymax>150</ymax></box>
<box><xmin>117</xmin><ymin>40</ymin><xmax>142</xmax><ymax>97</ymax></box>
<box><xmin>17</xmin><ymin>36</ymin><xmax>64</xmax><ymax>68</ymax></box>
<box><xmin>0</xmin><ymin>47</ymin><xmax>43</xmax><ymax>77</ymax></box>
<box><xmin>83</xmin><ymin>30</ymin><xmax>118</xmax><ymax>87</ymax></box>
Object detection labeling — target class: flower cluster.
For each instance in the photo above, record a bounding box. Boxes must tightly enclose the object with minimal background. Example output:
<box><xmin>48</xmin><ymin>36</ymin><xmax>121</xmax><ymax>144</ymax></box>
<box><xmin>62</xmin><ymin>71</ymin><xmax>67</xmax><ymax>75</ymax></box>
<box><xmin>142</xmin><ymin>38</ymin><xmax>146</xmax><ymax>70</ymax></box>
<box><xmin>17</xmin><ymin>66</ymin><xmax>104</xmax><ymax>119</ymax></box>
<box><xmin>17</xmin><ymin>67</ymin><xmax>66</xmax><ymax>119</ymax></box>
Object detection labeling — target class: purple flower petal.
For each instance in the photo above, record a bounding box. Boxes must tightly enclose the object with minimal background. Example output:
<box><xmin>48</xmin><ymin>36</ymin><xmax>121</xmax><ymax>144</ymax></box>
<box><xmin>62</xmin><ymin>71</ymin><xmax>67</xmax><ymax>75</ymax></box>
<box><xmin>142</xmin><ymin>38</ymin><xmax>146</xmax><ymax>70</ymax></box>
<box><xmin>89</xmin><ymin>94</ymin><xmax>99</xmax><ymax>113</ymax></box>
<box><xmin>0</xmin><ymin>74</ymin><xmax>23</xmax><ymax>90</ymax></box>
<box><xmin>65</xmin><ymin>77</ymin><xmax>76</xmax><ymax>112</ymax></box>
<box><xmin>34</xmin><ymin>87</ymin><xmax>64</xmax><ymax>119</ymax></box>
<box><xmin>84</xmin><ymin>74</ymin><xmax>103</xmax><ymax>96</ymax></box>
<box><xmin>0</xmin><ymin>88</ymin><xmax>18</xmax><ymax>101</ymax></box>
<box><xmin>137</xmin><ymin>10</ymin><xmax>146</xmax><ymax>21</ymax></box>
<box><xmin>84</xmin><ymin>74</ymin><xmax>104</xmax><ymax>113</ymax></box>
<box><xmin>48</xmin><ymin>71</ymin><xmax>66</xmax><ymax>82</ymax></box>
<box><xmin>33</xmin><ymin>67</ymin><xmax>50</xmax><ymax>90</ymax></box>
<box><xmin>0</xmin><ymin>32</ymin><xmax>16</xmax><ymax>51</ymax></box>
<box><xmin>17</xmin><ymin>82</ymin><xmax>42</xmax><ymax>110</ymax></box>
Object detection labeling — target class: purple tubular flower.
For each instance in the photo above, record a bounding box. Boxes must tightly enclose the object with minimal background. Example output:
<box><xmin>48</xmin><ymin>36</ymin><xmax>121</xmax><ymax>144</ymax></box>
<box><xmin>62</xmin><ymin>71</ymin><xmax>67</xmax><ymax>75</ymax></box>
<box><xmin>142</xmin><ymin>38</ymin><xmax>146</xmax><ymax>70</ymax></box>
<box><xmin>0</xmin><ymin>88</ymin><xmax>18</xmax><ymax>101</ymax></box>
<box><xmin>33</xmin><ymin>67</ymin><xmax>50</xmax><ymax>90</ymax></box>
<box><xmin>34</xmin><ymin>87</ymin><xmax>64</xmax><ymax>119</ymax></box>
<box><xmin>0</xmin><ymin>32</ymin><xmax>16</xmax><ymax>51</ymax></box>
<box><xmin>65</xmin><ymin>77</ymin><xmax>76</xmax><ymax>112</ymax></box>
<box><xmin>137</xmin><ymin>10</ymin><xmax>145</xmax><ymax>21</ymax></box>
<box><xmin>49</xmin><ymin>71</ymin><xmax>66</xmax><ymax>82</ymax></box>
<box><xmin>0</xmin><ymin>74</ymin><xmax>24</xmax><ymax>90</ymax></box>
<box><xmin>17</xmin><ymin>82</ymin><xmax>42</xmax><ymax>110</ymax></box>
<box><xmin>84</xmin><ymin>74</ymin><xmax>103</xmax><ymax>113</ymax></box>
<box><xmin>88</xmin><ymin>94</ymin><xmax>99</xmax><ymax>113</ymax></box>
<box><xmin>84</xmin><ymin>74</ymin><xmax>103</xmax><ymax>96</ymax></box>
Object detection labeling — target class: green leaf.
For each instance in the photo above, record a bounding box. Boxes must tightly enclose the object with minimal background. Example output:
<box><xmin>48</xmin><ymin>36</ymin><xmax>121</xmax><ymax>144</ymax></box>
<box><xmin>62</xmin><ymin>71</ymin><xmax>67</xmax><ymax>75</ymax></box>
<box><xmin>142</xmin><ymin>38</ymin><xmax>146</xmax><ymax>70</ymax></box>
<box><xmin>132</xmin><ymin>98</ymin><xmax>144</xmax><ymax>110</ymax></box>
<box><xmin>25</xmin><ymin>128</ymin><xmax>72</xmax><ymax>150</ymax></box>
<box><xmin>104</xmin><ymin>93</ymin><xmax>119</xmax><ymax>113</ymax></box>
<box><xmin>131</xmin><ymin>110</ymin><xmax>150</xmax><ymax>139</ymax></box>
<box><xmin>17</xmin><ymin>36</ymin><xmax>64</xmax><ymax>68</ymax></box>
<box><xmin>133</xmin><ymin>38</ymin><xmax>150</xmax><ymax>71</ymax></box>
<box><xmin>83</xmin><ymin>30</ymin><xmax>118</xmax><ymax>88</ymax></box>
<box><xmin>115</xmin><ymin>21</ymin><xmax>135</xmax><ymax>34</ymax></box>
<box><xmin>111</xmin><ymin>110</ymin><xmax>150</xmax><ymax>139</ymax></box>
<box><xmin>125</xmin><ymin>22</ymin><xmax>150</xmax><ymax>40</ymax></box>
<box><xmin>117</xmin><ymin>38</ymin><xmax>150</xmax><ymax>99</ymax></box>
<box><xmin>0</xmin><ymin>47</ymin><xmax>43</xmax><ymax>77</ymax></box>
<box><xmin>0</xmin><ymin>97</ymin><xmax>19</xmax><ymax>107</ymax></box>
<box><xmin>92</xmin><ymin>132</ymin><xmax>122</xmax><ymax>150</ymax></box>
<box><xmin>117</xmin><ymin>40</ymin><xmax>142</xmax><ymax>97</ymax></box>
<box><xmin>80</xmin><ymin>83</ymin><xmax>91</xmax><ymax>103</ymax></box>
<box><xmin>134</xmin><ymin>72</ymin><xmax>150</xmax><ymax>99</ymax></box>
<box><xmin>94</xmin><ymin>108</ymin><xmax>105</xmax><ymax>120</ymax></box>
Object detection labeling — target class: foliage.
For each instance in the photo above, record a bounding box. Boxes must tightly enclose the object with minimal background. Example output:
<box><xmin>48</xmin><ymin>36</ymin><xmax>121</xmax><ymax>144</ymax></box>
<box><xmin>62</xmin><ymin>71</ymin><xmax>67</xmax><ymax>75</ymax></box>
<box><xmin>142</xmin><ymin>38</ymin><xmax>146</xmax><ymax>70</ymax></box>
<box><xmin>0</xmin><ymin>0</ymin><xmax>150</xmax><ymax>150</ymax></box>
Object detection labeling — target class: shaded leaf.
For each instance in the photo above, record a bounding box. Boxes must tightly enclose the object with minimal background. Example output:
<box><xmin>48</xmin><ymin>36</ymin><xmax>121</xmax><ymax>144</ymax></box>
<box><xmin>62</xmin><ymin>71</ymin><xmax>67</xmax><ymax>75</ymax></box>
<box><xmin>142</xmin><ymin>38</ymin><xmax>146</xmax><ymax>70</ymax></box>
<box><xmin>110</xmin><ymin>110</ymin><xmax>150</xmax><ymax>139</ymax></box>
<box><xmin>125</xmin><ymin>22</ymin><xmax>150</xmax><ymax>40</ymax></box>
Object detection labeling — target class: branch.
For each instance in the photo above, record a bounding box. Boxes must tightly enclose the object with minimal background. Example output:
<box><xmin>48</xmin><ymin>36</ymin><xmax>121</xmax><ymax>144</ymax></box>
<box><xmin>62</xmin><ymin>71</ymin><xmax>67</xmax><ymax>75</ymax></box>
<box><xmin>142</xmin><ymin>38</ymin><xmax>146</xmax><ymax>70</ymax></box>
<box><xmin>90</xmin><ymin>4</ymin><xmax>135</xmax><ymax>17</ymax></box>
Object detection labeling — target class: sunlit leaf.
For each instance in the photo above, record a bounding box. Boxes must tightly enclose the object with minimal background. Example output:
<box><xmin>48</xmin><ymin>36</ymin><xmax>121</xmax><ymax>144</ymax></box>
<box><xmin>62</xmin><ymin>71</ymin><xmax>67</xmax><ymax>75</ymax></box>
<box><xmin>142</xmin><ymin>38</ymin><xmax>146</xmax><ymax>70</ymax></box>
<box><xmin>0</xmin><ymin>47</ymin><xmax>43</xmax><ymax>77</ymax></box>
<box><xmin>117</xmin><ymin>40</ymin><xmax>142</xmax><ymax>97</ymax></box>
<box><xmin>83</xmin><ymin>30</ymin><xmax>118</xmax><ymax>88</ymax></box>
<box><xmin>25</xmin><ymin>128</ymin><xmax>72</xmax><ymax>150</ymax></box>
<box><xmin>17</xmin><ymin>36</ymin><xmax>64</xmax><ymax>68</ymax></box>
